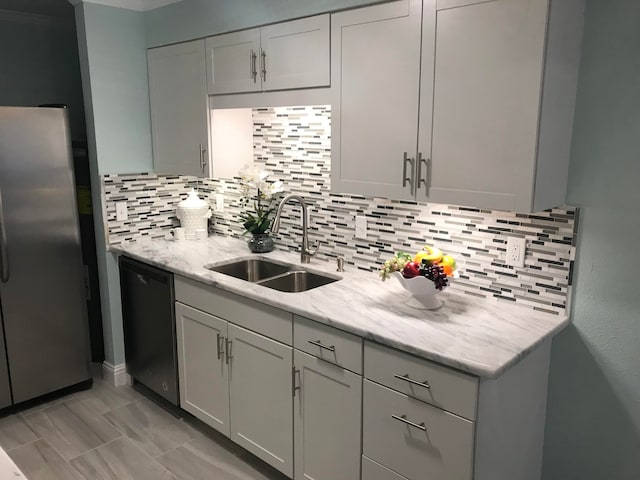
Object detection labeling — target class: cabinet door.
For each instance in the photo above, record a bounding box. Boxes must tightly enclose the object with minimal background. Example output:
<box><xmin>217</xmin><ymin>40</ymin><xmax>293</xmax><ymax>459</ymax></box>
<box><xmin>260</xmin><ymin>15</ymin><xmax>330</xmax><ymax>91</ymax></box>
<box><xmin>148</xmin><ymin>40</ymin><xmax>209</xmax><ymax>176</ymax></box>
<box><xmin>228</xmin><ymin>324</ymin><xmax>293</xmax><ymax>477</ymax></box>
<box><xmin>331</xmin><ymin>0</ymin><xmax>423</xmax><ymax>200</ymax></box>
<box><xmin>206</xmin><ymin>29</ymin><xmax>261</xmax><ymax>94</ymax></box>
<box><xmin>422</xmin><ymin>0</ymin><xmax>548</xmax><ymax>211</ymax></box>
<box><xmin>293</xmin><ymin>350</ymin><xmax>362</xmax><ymax>480</ymax></box>
<box><xmin>175</xmin><ymin>302</ymin><xmax>230</xmax><ymax>436</ymax></box>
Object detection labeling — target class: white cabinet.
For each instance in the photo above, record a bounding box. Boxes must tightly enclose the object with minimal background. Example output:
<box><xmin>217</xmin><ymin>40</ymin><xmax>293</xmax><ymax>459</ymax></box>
<box><xmin>175</xmin><ymin>302</ymin><xmax>229</xmax><ymax>434</ymax></box>
<box><xmin>206</xmin><ymin>15</ymin><xmax>330</xmax><ymax>95</ymax></box>
<box><xmin>331</xmin><ymin>0</ymin><xmax>423</xmax><ymax>201</ymax></box>
<box><xmin>228</xmin><ymin>323</ymin><xmax>293</xmax><ymax>477</ymax></box>
<box><xmin>147</xmin><ymin>40</ymin><xmax>209</xmax><ymax>176</ymax></box>
<box><xmin>174</xmin><ymin>276</ymin><xmax>294</xmax><ymax>477</ymax></box>
<box><xmin>332</xmin><ymin>0</ymin><xmax>583</xmax><ymax>212</ymax></box>
<box><xmin>292</xmin><ymin>317</ymin><xmax>363</xmax><ymax>479</ymax></box>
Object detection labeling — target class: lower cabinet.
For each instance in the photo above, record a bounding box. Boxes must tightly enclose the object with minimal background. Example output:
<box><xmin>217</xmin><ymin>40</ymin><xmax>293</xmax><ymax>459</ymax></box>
<box><xmin>363</xmin><ymin>379</ymin><xmax>474</xmax><ymax>480</ymax></box>
<box><xmin>228</xmin><ymin>323</ymin><xmax>293</xmax><ymax>476</ymax></box>
<box><xmin>175</xmin><ymin>302</ymin><xmax>230</xmax><ymax>435</ymax></box>
<box><xmin>171</xmin><ymin>275</ymin><xmax>550</xmax><ymax>480</ymax></box>
<box><xmin>293</xmin><ymin>350</ymin><xmax>361</xmax><ymax>480</ymax></box>
<box><xmin>175</xmin><ymin>299</ymin><xmax>293</xmax><ymax>477</ymax></box>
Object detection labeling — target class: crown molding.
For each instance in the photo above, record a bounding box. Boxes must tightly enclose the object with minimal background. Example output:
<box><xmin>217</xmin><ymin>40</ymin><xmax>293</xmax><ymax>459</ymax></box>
<box><xmin>0</xmin><ymin>9</ymin><xmax>73</xmax><ymax>27</ymax></box>
<box><xmin>67</xmin><ymin>0</ymin><xmax>182</xmax><ymax>11</ymax></box>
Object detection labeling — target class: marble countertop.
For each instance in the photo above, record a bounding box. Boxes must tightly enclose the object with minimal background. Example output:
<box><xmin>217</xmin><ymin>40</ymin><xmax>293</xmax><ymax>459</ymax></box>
<box><xmin>112</xmin><ymin>235</ymin><xmax>569</xmax><ymax>379</ymax></box>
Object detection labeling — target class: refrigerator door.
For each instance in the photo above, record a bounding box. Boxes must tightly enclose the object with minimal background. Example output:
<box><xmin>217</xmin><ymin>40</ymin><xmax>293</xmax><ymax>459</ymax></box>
<box><xmin>0</xmin><ymin>107</ymin><xmax>91</xmax><ymax>404</ymax></box>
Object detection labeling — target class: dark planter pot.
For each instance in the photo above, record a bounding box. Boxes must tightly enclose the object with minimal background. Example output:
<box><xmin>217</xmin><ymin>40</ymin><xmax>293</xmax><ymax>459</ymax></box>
<box><xmin>247</xmin><ymin>233</ymin><xmax>274</xmax><ymax>253</ymax></box>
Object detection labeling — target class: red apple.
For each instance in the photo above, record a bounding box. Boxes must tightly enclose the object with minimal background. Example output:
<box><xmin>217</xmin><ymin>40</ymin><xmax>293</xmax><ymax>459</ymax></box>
<box><xmin>402</xmin><ymin>261</ymin><xmax>421</xmax><ymax>279</ymax></box>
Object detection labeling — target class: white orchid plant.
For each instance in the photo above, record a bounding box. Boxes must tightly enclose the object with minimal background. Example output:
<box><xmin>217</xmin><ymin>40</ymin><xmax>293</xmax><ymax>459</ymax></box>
<box><xmin>238</xmin><ymin>165</ymin><xmax>284</xmax><ymax>235</ymax></box>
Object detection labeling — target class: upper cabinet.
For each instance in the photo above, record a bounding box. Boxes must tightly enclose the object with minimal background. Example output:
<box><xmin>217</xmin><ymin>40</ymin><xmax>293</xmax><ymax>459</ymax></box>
<box><xmin>206</xmin><ymin>14</ymin><xmax>330</xmax><ymax>95</ymax></box>
<box><xmin>331</xmin><ymin>0</ymin><xmax>584</xmax><ymax>212</ymax></box>
<box><xmin>148</xmin><ymin>39</ymin><xmax>210</xmax><ymax>177</ymax></box>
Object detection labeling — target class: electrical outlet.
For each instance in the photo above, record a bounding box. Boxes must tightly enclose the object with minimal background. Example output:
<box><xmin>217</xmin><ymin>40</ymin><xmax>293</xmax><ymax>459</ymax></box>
<box><xmin>115</xmin><ymin>201</ymin><xmax>128</xmax><ymax>222</ymax></box>
<box><xmin>355</xmin><ymin>215</ymin><xmax>367</xmax><ymax>239</ymax></box>
<box><xmin>506</xmin><ymin>237</ymin><xmax>526</xmax><ymax>268</ymax></box>
<box><xmin>215</xmin><ymin>193</ymin><xmax>224</xmax><ymax>212</ymax></box>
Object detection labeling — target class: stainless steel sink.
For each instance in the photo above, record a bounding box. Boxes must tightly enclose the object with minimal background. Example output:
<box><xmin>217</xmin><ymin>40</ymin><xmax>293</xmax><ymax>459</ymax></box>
<box><xmin>207</xmin><ymin>258</ymin><xmax>290</xmax><ymax>282</ymax></box>
<box><xmin>206</xmin><ymin>258</ymin><xmax>340</xmax><ymax>293</ymax></box>
<box><xmin>257</xmin><ymin>270</ymin><xmax>339</xmax><ymax>293</ymax></box>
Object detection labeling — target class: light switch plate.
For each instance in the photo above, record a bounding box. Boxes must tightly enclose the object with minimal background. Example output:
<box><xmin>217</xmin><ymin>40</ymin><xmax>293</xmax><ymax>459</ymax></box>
<box><xmin>115</xmin><ymin>201</ymin><xmax>128</xmax><ymax>222</ymax></box>
<box><xmin>506</xmin><ymin>237</ymin><xmax>526</xmax><ymax>268</ymax></box>
<box><xmin>215</xmin><ymin>193</ymin><xmax>224</xmax><ymax>212</ymax></box>
<box><xmin>355</xmin><ymin>215</ymin><xmax>367</xmax><ymax>239</ymax></box>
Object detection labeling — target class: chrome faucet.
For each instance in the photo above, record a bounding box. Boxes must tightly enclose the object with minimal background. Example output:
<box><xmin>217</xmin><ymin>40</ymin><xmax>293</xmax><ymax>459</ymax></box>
<box><xmin>271</xmin><ymin>194</ymin><xmax>318</xmax><ymax>263</ymax></box>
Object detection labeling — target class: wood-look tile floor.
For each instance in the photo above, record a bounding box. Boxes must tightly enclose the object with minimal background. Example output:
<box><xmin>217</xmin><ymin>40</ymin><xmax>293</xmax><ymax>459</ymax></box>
<box><xmin>0</xmin><ymin>379</ymin><xmax>288</xmax><ymax>480</ymax></box>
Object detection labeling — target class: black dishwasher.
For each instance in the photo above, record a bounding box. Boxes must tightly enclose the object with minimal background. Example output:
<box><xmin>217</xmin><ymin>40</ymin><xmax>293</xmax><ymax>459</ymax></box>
<box><xmin>119</xmin><ymin>256</ymin><xmax>178</xmax><ymax>405</ymax></box>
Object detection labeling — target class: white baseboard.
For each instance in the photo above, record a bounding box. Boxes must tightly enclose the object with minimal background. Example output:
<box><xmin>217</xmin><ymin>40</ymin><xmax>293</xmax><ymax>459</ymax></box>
<box><xmin>102</xmin><ymin>361</ymin><xmax>132</xmax><ymax>387</ymax></box>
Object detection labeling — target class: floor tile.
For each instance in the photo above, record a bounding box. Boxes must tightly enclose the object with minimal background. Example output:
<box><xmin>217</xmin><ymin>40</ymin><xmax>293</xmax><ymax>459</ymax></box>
<box><xmin>157</xmin><ymin>435</ymin><xmax>287</xmax><ymax>480</ymax></box>
<box><xmin>23</xmin><ymin>398</ymin><xmax>122</xmax><ymax>461</ymax></box>
<box><xmin>8</xmin><ymin>438</ymin><xmax>85</xmax><ymax>480</ymax></box>
<box><xmin>74</xmin><ymin>379</ymin><xmax>142</xmax><ymax>415</ymax></box>
<box><xmin>0</xmin><ymin>415</ymin><xmax>38</xmax><ymax>451</ymax></box>
<box><xmin>104</xmin><ymin>398</ymin><xmax>201</xmax><ymax>457</ymax></box>
<box><xmin>70</xmin><ymin>437</ymin><xmax>176</xmax><ymax>480</ymax></box>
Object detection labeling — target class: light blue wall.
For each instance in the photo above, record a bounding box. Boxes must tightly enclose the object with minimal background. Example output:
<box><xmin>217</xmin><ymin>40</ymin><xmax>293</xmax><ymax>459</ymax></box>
<box><xmin>144</xmin><ymin>0</ymin><xmax>384</xmax><ymax>47</ymax></box>
<box><xmin>0</xmin><ymin>16</ymin><xmax>86</xmax><ymax>139</ymax></box>
<box><xmin>542</xmin><ymin>0</ymin><xmax>640</xmax><ymax>478</ymax></box>
<box><xmin>74</xmin><ymin>2</ymin><xmax>153</xmax><ymax>366</ymax></box>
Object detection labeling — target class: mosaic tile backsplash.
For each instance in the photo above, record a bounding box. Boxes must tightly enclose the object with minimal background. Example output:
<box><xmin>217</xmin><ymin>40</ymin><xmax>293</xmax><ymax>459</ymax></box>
<box><xmin>102</xmin><ymin>106</ymin><xmax>578</xmax><ymax>316</ymax></box>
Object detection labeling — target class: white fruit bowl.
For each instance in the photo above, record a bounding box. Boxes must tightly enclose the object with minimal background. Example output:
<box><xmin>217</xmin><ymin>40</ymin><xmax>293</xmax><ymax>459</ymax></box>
<box><xmin>394</xmin><ymin>270</ymin><xmax>459</xmax><ymax>310</ymax></box>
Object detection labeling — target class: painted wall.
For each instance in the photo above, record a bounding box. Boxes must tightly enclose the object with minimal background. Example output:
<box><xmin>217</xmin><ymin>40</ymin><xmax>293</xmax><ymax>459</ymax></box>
<box><xmin>0</xmin><ymin>13</ymin><xmax>86</xmax><ymax>139</ymax></box>
<box><xmin>542</xmin><ymin>0</ymin><xmax>640</xmax><ymax>478</ymax></box>
<box><xmin>144</xmin><ymin>0</ymin><xmax>384</xmax><ymax>47</ymax></box>
<box><xmin>74</xmin><ymin>2</ymin><xmax>153</xmax><ymax>366</ymax></box>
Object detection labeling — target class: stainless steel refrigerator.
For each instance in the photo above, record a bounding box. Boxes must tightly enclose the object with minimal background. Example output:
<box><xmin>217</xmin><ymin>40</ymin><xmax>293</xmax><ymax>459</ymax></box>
<box><xmin>0</xmin><ymin>106</ymin><xmax>91</xmax><ymax>408</ymax></box>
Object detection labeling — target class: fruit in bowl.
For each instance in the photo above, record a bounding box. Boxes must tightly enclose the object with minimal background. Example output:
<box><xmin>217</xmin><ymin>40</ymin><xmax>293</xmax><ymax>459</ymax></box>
<box><xmin>379</xmin><ymin>246</ymin><xmax>458</xmax><ymax>290</ymax></box>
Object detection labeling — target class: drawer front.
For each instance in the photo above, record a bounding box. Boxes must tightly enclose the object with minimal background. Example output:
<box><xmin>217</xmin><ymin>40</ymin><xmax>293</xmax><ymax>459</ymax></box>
<box><xmin>175</xmin><ymin>275</ymin><xmax>292</xmax><ymax>345</ymax></box>
<box><xmin>364</xmin><ymin>341</ymin><xmax>478</xmax><ymax>420</ymax></box>
<box><xmin>362</xmin><ymin>456</ymin><xmax>409</xmax><ymax>480</ymax></box>
<box><xmin>363</xmin><ymin>379</ymin><xmax>474</xmax><ymax>480</ymax></box>
<box><xmin>294</xmin><ymin>315</ymin><xmax>362</xmax><ymax>373</ymax></box>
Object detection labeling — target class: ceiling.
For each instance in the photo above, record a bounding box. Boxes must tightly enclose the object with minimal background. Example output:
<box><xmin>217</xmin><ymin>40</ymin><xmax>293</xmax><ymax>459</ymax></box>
<box><xmin>0</xmin><ymin>0</ymin><xmax>73</xmax><ymax>18</ymax></box>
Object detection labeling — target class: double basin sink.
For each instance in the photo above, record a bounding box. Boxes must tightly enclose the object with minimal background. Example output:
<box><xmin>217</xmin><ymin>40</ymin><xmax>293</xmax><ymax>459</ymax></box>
<box><xmin>206</xmin><ymin>258</ymin><xmax>340</xmax><ymax>293</ymax></box>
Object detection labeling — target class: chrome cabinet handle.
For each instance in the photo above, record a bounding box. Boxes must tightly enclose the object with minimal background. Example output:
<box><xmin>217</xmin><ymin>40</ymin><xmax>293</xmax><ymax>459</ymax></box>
<box><xmin>199</xmin><ymin>144</ymin><xmax>207</xmax><ymax>174</ymax></box>
<box><xmin>392</xmin><ymin>414</ymin><xmax>427</xmax><ymax>431</ymax></box>
<box><xmin>250</xmin><ymin>50</ymin><xmax>257</xmax><ymax>82</ymax></box>
<box><xmin>402</xmin><ymin>152</ymin><xmax>415</xmax><ymax>193</ymax></box>
<box><xmin>0</xmin><ymin>188</ymin><xmax>8</xmax><ymax>283</ymax></box>
<box><xmin>308</xmin><ymin>340</ymin><xmax>335</xmax><ymax>352</ymax></box>
<box><xmin>225</xmin><ymin>338</ymin><xmax>232</xmax><ymax>364</ymax></box>
<box><xmin>292</xmin><ymin>366</ymin><xmax>301</xmax><ymax>396</ymax></box>
<box><xmin>394</xmin><ymin>373</ymin><xmax>430</xmax><ymax>389</ymax></box>
<box><xmin>417</xmin><ymin>152</ymin><xmax>429</xmax><ymax>192</ymax></box>
<box><xmin>260</xmin><ymin>49</ymin><xmax>267</xmax><ymax>82</ymax></box>
<box><xmin>216</xmin><ymin>333</ymin><xmax>224</xmax><ymax>361</ymax></box>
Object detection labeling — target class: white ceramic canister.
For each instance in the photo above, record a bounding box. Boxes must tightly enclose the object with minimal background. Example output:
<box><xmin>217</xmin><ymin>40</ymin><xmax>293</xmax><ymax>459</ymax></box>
<box><xmin>176</xmin><ymin>189</ymin><xmax>212</xmax><ymax>240</ymax></box>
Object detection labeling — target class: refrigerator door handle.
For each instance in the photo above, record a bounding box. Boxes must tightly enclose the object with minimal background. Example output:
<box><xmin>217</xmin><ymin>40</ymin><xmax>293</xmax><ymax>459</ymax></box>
<box><xmin>0</xmin><ymin>187</ymin><xmax>8</xmax><ymax>282</ymax></box>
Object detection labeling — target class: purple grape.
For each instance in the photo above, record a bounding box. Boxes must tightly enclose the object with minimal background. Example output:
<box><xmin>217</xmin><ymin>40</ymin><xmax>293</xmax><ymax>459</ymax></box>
<box><xmin>420</xmin><ymin>263</ymin><xmax>449</xmax><ymax>291</ymax></box>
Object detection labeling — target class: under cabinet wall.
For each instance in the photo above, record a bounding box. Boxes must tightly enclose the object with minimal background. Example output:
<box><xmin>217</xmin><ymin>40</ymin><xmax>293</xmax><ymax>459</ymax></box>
<box><xmin>101</xmin><ymin>104</ymin><xmax>577</xmax><ymax>316</ymax></box>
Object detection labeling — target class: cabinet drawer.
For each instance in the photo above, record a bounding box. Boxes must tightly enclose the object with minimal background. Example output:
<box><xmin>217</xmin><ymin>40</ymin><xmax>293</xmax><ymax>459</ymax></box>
<box><xmin>294</xmin><ymin>315</ymin><xmax>362</xmax><ymax>374</ymax></box>
<box><xmin>362</xmin><ymin>456</ymin><xmax>408</xmax><ymax>480</ymax></box>
<box><xmin>363</xmin><ymin>380</ymin><xmax>474</xmax><ymax>480</ymax></box>
<box><xmin>364</xmin><ymin>341</ymin><xmax>477</xmax><ymax>420</ymax></box>
<box><xmin>175</xmin><ymin>275</ymin><xmax>292</xmax><ymax>345</ymax></box>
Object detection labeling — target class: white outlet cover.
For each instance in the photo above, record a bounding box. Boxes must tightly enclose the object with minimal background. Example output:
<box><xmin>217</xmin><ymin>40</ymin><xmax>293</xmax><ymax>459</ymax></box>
<box><xmin>215</xmin><ymin>193</ymin><xmax>224</xmax><ymax>212</ymax></box>
<box><xmin>355</xmin><ymin>215</ymin><xmax>367</xmax><ymax>239</ymax></box>
<box><xmin>506</xmin><ymin>237</ymin><xmax>526</xmax><ymax>268</ymax></box>
<box><xmin>115</xmin><ymin>201</ymin><xmax>128</xmax><ymax>222</ymax></box>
